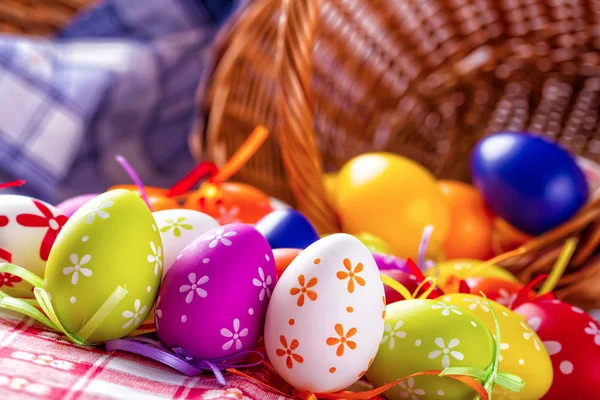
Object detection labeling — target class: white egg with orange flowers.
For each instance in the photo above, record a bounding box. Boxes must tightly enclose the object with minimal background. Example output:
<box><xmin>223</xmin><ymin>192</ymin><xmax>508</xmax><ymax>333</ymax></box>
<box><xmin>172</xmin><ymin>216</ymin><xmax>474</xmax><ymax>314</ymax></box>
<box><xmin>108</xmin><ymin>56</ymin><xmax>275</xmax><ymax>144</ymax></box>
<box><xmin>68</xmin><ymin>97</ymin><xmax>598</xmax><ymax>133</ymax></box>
<box><xmin>264</xmin><ymin>234</ymin><xmax>385</xmax><ymax>393</ymax></box>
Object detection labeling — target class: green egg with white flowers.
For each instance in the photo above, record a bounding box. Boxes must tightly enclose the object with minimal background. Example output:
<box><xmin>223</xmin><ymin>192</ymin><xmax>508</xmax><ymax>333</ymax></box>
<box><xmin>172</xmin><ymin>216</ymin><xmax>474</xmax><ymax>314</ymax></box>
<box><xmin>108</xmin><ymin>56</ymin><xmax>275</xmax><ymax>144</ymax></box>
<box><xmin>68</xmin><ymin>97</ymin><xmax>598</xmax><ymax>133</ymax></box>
<box><xmin>366</xmin><ymin>299</ymin><xmax>496</xmax><ymax>400</ymax></box>
<box><xmin>45</xmin><ymin>189</ymin><xmax>162</xmax><ymax>344</ymax></box>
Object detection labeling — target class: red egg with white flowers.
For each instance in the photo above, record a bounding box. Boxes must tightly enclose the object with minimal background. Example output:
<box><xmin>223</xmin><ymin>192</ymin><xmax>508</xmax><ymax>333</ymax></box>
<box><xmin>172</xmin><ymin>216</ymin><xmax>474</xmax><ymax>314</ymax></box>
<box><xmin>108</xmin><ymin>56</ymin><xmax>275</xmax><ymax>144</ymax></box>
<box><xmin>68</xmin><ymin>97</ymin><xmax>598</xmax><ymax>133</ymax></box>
<box><xmin>465</xmin><ymin>277</ymin><xmax>536</xmax><ymax>309</ymax></box>
<box><xmin>514</xmin><ymin>300</ymin><xmax>600</xmax><ymax>400</ymax></box>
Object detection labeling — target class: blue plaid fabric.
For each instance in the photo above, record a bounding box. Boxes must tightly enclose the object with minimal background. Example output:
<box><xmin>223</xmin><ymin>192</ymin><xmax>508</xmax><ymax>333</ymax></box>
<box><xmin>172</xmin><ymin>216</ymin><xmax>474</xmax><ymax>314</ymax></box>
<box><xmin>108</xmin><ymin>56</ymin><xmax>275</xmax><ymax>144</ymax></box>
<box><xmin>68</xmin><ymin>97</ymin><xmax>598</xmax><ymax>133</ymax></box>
<box><xmin>0</xmin><ymin>0</ymin><xmax>238</xmax><ymax>203</ymax></box>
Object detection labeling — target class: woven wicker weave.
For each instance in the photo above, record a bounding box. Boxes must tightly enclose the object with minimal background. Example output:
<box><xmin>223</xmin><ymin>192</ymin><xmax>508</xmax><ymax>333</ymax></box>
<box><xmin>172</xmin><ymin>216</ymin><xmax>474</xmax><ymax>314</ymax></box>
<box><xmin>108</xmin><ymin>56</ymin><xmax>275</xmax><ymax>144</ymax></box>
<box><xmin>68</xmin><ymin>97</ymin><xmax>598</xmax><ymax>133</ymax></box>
<box><xmin>197</xmin><ymin>0</ymin><xmax>600</xmax><ymax>307</ymax></box>
<box><xmin>0</xmin><ymin>0</ymin><xmax>92</xmax><ymax>35</ymax></box>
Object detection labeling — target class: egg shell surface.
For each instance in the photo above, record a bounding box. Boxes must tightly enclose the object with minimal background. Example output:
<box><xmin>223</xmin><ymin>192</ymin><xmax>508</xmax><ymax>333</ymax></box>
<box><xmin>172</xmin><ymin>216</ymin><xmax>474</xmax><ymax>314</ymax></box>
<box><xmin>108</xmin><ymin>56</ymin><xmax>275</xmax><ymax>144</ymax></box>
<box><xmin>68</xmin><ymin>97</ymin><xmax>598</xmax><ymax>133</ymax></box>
<box><xmin>367</xmin><ymin>299</ymin><xmax>495</xmax><ymax>400</ymax></box>
<box><xmin>442</xmin><ymin>293</ymin><xmax>553</xmax><ymax>399</ymax></box>
<box><xmin>156</xmin><ymin>223</ymin><xmax>276</xmax><ymax>360</ymax></box>
<box><xmin>55</xmin><ymin>194</ymin><xmax>99</xmax><ymax>217</ymax></box>
<box><xmin>0</xmin><ymin>195</ymin><xmax>68</xmax><ymax>297</ymax></box>
<box><xmin>471</xmin><ymin>132</ymin><xmax>589</xmax><ymax>235</ymax></box>
<box><xmin>265</xmin><ymin>234</ymin><xmax>385</xmax><ymax>393</ymax></box>
<box><xmin>255</xmin><ymin>209</ymin><xmax>319</xmax><ymax>250</ymax></box>
<box><xmin>45</xmin><ymin>189</ymin><xmax>162</xmax><ymax>344</ymax></box>
<box><xmin>515</xmin><ymin>300</ymin><xmax>600</xmax><ymax>400</ymax></box>
<box><xmin>153</xmin><ymin>209</ymin><xmax>219</xmax><ymax>277</ymax></box>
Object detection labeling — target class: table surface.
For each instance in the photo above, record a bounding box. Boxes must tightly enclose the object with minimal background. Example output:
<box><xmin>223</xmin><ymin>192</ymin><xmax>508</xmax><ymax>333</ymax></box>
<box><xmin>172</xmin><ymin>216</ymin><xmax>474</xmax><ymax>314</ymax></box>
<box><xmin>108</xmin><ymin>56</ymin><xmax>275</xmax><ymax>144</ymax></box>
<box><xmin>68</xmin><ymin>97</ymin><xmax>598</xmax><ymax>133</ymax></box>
<box><xmin>0</xmin><ymin>310</ymin><xmax>291</xmax><ymax>400</ymax></box>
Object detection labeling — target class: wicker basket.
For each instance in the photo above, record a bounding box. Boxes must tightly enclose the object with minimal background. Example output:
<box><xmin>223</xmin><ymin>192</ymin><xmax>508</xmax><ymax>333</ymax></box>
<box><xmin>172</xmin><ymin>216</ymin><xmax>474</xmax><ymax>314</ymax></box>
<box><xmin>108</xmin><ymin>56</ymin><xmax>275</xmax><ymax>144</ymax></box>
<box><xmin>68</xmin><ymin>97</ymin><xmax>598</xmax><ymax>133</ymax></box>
<box><xmin>0</xmin><ymin>0</ymin><xmax>91</xmax><ymax>35</ymax></box>
<box><xmin>196</xmin><ymin>0</ymin><xmax>600</xmax><ymax>308</ymax></box>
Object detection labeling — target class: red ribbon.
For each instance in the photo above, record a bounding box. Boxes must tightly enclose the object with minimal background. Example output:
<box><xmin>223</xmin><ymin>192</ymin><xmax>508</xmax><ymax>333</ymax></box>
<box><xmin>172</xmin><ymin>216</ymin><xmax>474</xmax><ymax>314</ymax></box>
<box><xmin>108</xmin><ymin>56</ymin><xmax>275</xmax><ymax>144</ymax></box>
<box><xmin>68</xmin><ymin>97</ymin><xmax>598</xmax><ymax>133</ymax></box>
<box><xmin>167</xmin><ymin>162</ymin><xmax>219</xmax><ymax>197</ymax></box>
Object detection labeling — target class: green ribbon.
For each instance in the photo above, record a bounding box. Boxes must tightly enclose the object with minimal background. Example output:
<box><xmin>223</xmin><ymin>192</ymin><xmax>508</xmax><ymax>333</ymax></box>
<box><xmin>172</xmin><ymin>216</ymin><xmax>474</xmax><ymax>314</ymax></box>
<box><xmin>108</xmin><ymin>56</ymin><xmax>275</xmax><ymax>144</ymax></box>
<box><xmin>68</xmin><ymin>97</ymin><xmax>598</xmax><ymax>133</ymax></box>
<box><xmin>0</xmin><ymin>263</ymin><xmax>127</xmax><ymax>346</ymax></box>
<box><xmin>440</xmin><ymin>294</ymin><xmax>526</xmax><ymax>399</ymax></box>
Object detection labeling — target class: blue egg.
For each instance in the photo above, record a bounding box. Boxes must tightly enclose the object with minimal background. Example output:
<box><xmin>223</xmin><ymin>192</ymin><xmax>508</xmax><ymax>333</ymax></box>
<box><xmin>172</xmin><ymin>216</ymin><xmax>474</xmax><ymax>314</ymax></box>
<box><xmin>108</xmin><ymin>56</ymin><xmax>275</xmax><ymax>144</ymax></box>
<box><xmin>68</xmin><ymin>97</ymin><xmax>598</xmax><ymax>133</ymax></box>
<box><xmin>471</xmin><ymin>131</ymin><xmax>589</xmax><ymax>235</ymax></box>
<box><xmin>255</xmin><ymin>209</ymin><xmax>319</xmax><ymax>249</ymax></box>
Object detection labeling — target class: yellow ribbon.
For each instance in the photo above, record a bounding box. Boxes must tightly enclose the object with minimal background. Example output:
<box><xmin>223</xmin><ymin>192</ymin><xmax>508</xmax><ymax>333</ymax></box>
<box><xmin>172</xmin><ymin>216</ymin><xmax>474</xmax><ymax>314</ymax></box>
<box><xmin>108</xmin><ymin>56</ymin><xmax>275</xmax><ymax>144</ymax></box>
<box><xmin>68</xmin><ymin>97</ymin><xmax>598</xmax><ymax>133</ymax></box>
<box><xmin>539</xmin><ymin>238</ymin><xmax>578</xmax><ymax>295</ymax></box>
<box><xmin>380</xmin><ymin>274</ymin><xmax>438</xmax><ymax>300</ymax></box>
<box><xmin>0</xmin><ymin>263</ymin><xmax>127</xmax><ymax>345</ymax></box>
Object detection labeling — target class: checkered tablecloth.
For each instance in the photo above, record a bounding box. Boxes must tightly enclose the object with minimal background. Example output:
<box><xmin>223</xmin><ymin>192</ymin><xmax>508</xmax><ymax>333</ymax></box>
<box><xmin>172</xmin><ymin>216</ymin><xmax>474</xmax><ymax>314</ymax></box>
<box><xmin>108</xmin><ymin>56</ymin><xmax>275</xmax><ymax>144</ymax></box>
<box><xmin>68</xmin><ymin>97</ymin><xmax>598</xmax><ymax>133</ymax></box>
<box><xmin>0</xmin><ymin>309</ymin><xmax>292</xmax><ymax>400</ymax></box>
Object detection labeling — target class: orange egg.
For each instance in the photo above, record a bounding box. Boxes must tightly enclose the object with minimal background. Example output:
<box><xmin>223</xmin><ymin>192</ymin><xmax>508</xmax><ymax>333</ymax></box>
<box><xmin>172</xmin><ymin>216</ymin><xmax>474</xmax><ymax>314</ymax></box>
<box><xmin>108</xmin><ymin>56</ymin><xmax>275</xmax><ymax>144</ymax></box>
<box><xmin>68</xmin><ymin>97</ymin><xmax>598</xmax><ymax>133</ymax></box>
<box><xmin>184</xmin><ymin>182</ymin><xmax>273</xmax><ymax>225</ymax></box>
<box><xmin>108</xmin><ymin>185</ymin><xmax>180</xmax><ymax>210</ymax></box>
<box><xmin>439</xmin><ymin>180</ymin><xmax>495</xmax><ymax>260</ymax></box>
<box><xmin>273</xmin><ymin>248</ymin><xmax>302</xmax><ymax>278</ymax></box>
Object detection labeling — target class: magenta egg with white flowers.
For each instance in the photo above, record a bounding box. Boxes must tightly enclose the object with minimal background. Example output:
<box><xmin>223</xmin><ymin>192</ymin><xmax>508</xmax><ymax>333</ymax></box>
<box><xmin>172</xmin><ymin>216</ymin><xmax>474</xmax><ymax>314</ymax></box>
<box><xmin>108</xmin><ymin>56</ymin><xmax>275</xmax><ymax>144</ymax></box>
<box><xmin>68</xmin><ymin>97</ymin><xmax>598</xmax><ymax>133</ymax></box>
<box><xmin>155</xmin><ymin>223</ymin><xmax>276</xmax><ymax>360</ymax></box>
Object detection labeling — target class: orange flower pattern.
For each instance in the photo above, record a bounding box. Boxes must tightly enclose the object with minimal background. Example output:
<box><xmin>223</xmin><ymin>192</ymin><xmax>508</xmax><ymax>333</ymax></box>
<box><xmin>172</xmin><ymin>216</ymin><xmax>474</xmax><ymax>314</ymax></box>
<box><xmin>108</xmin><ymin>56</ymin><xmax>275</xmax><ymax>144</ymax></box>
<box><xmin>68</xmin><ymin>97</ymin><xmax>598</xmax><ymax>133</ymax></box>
<box><xmin>326</xmin><ymin>324</ymin><xmax>357</xmax><ymax>357</ymax></box>
<box><xmin>337</xmin><ymin>258</ymin><xmax>366</xmax><ymax>293</ymax></box>
<box><xmin>289</xmin><ymin>275</ymin><xmax>318</xmax><ymax>306</ymax></box>
<box><xmin>276</xmin><ymin>335</ymin><xmax>304</xmax><ymax>369</ymax></box>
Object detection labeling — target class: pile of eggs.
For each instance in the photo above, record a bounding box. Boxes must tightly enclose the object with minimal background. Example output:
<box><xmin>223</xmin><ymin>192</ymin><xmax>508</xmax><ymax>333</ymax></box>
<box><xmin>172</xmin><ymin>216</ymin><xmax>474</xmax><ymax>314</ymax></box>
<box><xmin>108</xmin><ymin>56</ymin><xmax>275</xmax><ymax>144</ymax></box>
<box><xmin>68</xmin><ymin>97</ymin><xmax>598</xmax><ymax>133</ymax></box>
<box><xmin>0</xmin><ymin>131</ymin><xmax>598</xmax><ymax>399</ymax></box>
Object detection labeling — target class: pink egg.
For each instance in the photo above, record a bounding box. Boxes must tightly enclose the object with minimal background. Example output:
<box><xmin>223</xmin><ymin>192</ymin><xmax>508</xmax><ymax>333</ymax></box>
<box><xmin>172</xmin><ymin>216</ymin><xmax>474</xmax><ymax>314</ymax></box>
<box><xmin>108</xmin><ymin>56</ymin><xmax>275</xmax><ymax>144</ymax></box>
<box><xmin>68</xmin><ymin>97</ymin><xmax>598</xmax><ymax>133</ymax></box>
<box><xmin>56</xmin><ymin>194</ymin><xmax>99</xmax><ymax>217</ymax></box>
<box><xmin>155</xmin><ymin>223</ymin><xmax>276</xmax><ymax>360</ymax></box>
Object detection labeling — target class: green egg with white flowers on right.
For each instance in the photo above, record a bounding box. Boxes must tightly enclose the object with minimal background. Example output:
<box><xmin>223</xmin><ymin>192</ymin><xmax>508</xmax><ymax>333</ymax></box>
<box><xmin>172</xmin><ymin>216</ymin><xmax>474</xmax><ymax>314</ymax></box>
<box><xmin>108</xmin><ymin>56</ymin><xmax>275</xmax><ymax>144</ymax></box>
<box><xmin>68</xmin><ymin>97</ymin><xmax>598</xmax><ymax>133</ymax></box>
<box><xmin>366</xmin><ymin>299</ymin><xmax>497</xmax><ymax>400</ymax></box>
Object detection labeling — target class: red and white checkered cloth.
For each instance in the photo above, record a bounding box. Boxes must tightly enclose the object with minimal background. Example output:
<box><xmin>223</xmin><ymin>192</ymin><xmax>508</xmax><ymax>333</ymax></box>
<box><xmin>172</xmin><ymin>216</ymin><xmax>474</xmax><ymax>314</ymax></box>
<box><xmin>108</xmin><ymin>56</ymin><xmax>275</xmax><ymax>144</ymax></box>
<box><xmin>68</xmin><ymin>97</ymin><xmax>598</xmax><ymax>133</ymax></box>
<box><xmin>0</xmin><ymin>310</ymin><xmax>293</xmax><ymax>400</ymax></box>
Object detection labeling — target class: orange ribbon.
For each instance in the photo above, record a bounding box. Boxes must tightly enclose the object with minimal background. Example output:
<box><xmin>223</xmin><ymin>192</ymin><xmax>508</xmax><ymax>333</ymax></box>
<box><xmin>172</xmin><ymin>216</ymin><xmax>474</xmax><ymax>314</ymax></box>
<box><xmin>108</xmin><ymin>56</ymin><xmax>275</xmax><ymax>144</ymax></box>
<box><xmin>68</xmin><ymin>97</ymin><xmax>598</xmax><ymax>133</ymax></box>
<box><xmin>227</xmin><ymin>368</ymin><xmax>489</xmax><ymax>400</ymax></box>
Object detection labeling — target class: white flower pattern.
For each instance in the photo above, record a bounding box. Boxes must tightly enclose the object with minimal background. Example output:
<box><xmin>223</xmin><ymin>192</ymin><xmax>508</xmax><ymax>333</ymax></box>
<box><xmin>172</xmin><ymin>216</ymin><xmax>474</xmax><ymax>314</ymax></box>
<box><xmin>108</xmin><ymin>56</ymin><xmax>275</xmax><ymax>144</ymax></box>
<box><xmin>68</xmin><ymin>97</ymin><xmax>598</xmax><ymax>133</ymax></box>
<box><xmin>179</xmin><ymin>273</ymin><xmax>209</xmax><ymax>304</ymax></box>
<box><xmin>217</xmin><ymin>206</ymin><xmax>241</xmax><ymax>225</ymax></box>
<box><xmin>62</xmin><ymin>254</ymin><xmax>92</xmax><ymax>285</ymax></box>
<box><xmin>520</xmin><ymin>322</ymin><xmax>541</xmax><ymax>351</ymax></box>
<box><xmin>428</xmin><ymin>338</ymin><xmax>464</xmax><ymax>368</ymax></box>
<box><xmin>381</xmin><ymin>321</ymin><xmax>407</xmax><ymax>350</ymax></box>
<box><xmin>463</xmin><ymin>297</ymin><xmax>490</xmax><ymax>312</ymax></box>
<box><xmin>584</xmin><ymin>322</ymin><xmax>600</xmax><ymax>346</ymax></box>
<box><xmin>203</xmin><ymin>228</ymin><xmax>237</xmax><ymax>248</ymax></box>
<box><xmin>220</xmin><ymin>318</ymin><xmax>248</xmax><ymax>351</ymax></box>
<box><xmin>122</xmin><ymin>299</ymin><xmax>148</xmax><ymax>329</ymax></box>
<box><xmin>398</xmin><ymin>377</ymin><xmax>425</xmax><ymax>400</ymax></box>
<box><xmin>147</xmin><ymin>241</ymin><xmax>163</xmax><ymax>275</ymax></box>
<box><xmin>496</xmin><ymin>289</ymin><xmax>517</xmax><ymax>309</ymax></box>
<box><xmin>431</xmin><ymin>301</ymin><xmax>463</xmax><ymax>316</ymax></box>
<box><xmin>252</xmin><ymin>267</ymin><xmax>273</xmax><ymax>301</ymax></box>
<box><xmin>0</xmin><ymin>376</ymin><xmax>50</xmax><ymax>395</ymax></box>
<box><xmin>86</xmin><ymin>200</ymin><xmax>114</xmax><ymax>224</ymax></box>
<box><xmin>11</xmin><ymin>352</ymin><xmax>74</xmax><ymax>370</ymax></box>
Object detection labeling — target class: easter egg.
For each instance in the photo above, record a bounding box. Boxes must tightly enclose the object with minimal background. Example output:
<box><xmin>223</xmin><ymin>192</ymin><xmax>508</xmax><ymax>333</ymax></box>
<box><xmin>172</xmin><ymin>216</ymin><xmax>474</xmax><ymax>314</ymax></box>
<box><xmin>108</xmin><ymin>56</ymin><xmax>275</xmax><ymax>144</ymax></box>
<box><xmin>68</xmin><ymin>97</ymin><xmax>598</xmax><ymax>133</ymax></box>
<box><xmin>372</xmin><ymin>253</ymin><xmax>407</xmax><ymax>271</ymax></box>
<box><xmin>184</xmin><ymin>182</ymin><xmax>273</xmax><ymax>225</ymax></box>
<box><xmin>367</xmin><ymin>299</ymin><xmax>495</xmax><ymax>399</ymax></box>
<box><xmin>153</xmin><ymin>209</ymin><xmax>219</xmax><ymax>277</ymax></box>
<box><xmin>108</xmin><ymin>185</ymin><xmax>180</xmax><ymax>211</ymax></box>
<box><xmin>471</xmin><ymin>132</ymin><xmax>589</xmax><ymax>235</ymax></box>
<box><xmin>156</xmin><ymin>223</ymin><xmax>276</xmax><ymax>360</ymax></box>
<box><xmin>355</xmin><ymin>232</ymin><xmax>394</xmax><ymax>255</ymax></box>
<box><xmin>336</xmin><ymin>153</ymin><xmax>450</xmax><ymax>260</ymax></box>
<box><xmin>438</xmin><ymin>181</ymin><xmax>495</xmax><ymax>260</ymax></box>
<box><xmin>56</xmin><ymin>194</ymin><xmax>99</xmax><ymax>217</ymax></box>
<box><xmin>265</xmin><ymin>234</ymin><xmax>385</xmax><ymax>393</ymax></box>
<box><xmin>442</xmin><ymin>293</ymin><xmax>553</xmax><ymax>399</ymax></box>
<box><xmin>324</xmin><ymin>172</ymin><xmax>338</xmax><ymax>208</ymax></box>
<box><xmin>273</xmin><ymin>248</ymin><xmax>302</xmax><ymax>278</ymax></box>
<box><xmin>515</xmin><ymin>300</ymin><xmax>600</xmax><ymax>400</ymax></box>
<box><xmin>0</xmin><ymin>195</ymin><xmax>68</xmax><ymax>297</ymax></box>
<box><xmin>465</xmin><ymin>277</ymin><xmax>535</xmax><ymax>310</ymax></box>
<box><xmin>45</xmin><ymin>189</ymin><xmax>162</xmax><ymax>344</ymax></box>
<box><xmin>255</xmin><ymin>209</ymin><xmax>319</xmax><ymax>250</ymax></box>
<box><xmin>428</xmin><ymin>260</ymin><xmax>518</xmax><ymax>294</ymax></box>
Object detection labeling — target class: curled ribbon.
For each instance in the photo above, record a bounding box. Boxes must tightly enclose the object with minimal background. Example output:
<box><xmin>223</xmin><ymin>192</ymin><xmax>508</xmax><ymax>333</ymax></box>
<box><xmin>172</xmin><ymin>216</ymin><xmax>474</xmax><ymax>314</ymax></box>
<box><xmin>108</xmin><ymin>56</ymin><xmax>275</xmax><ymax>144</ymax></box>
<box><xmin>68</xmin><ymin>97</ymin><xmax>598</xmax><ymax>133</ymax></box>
<box><xmin>380</xmin><ymin>269</ymin><xmax>439</xmax><ymax>301</ymax></box>
<box><xmin>0</xmin><ymin>263</ymin><xmax>127</xmax><ymax>345</ymax></box>
<box><xmin>105</xmin><ymin>336</ymin><xmax>264</xmax><ymax>385</ymax></box>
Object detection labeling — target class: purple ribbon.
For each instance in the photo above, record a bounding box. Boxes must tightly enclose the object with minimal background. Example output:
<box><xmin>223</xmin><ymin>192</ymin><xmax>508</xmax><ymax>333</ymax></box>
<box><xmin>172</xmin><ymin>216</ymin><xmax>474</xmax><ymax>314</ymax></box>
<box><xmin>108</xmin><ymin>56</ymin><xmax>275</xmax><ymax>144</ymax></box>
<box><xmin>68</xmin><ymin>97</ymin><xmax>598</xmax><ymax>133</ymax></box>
<box><xmin>105</xmin><ymin>337</ymin><xmax>264</xmax><ymax>386</ymax></box>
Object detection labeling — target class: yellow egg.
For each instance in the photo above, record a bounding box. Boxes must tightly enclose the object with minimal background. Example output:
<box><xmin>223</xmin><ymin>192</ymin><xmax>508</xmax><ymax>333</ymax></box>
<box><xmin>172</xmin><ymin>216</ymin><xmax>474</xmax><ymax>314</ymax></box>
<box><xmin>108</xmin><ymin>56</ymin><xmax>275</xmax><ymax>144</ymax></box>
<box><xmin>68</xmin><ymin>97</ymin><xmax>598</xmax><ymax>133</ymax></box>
<box><xmin>324</xmin><ymin>172</ymin><xmax>338</xmax><ymax>208</ymax></box>
<box><xmin>441</xmin><ymin>294</ymin><xmax>553</xmax><ymax>400</ymax></box>
<box><xmin>427</xmin><ymin>259</ymin><xmax>518</xmax><ymax>293</ymax></box>
<box><xmin>336</xmin><ymin>153</ymin><xmax>450</xmax><ymax>260</ymax></box>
